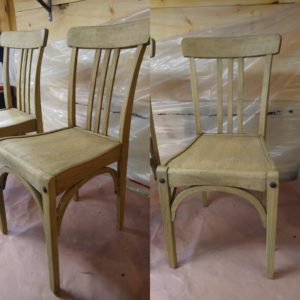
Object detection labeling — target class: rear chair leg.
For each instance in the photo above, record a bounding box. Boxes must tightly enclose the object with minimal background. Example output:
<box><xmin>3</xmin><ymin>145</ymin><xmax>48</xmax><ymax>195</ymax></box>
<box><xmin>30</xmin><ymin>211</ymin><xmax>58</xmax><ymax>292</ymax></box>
<box><xmin>0</xmin><ymin>173</ymin><xmax>8</xmax><ymax>234</ymax></box>
<box><xmin>117</xmin><ymin>160</ymin><xmax>127</xmax><ymax>230</ymax></box>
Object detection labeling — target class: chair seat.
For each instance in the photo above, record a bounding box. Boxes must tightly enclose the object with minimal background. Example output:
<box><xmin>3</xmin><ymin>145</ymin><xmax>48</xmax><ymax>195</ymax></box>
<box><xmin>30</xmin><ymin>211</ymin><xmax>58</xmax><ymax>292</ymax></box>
<box><xmin>167</xmin><ymin>134</ymin><xmax>274</xmax><ymax>191</ymax></box>
<box><xmin>0</xmin><ymin>127</ymin><xmax>121</xmax><ymax>193</ymax></box>
<box><xmin>0</xmin><ymin>108</ymin><xmax>37</xmax><ymax>137</ymax></box>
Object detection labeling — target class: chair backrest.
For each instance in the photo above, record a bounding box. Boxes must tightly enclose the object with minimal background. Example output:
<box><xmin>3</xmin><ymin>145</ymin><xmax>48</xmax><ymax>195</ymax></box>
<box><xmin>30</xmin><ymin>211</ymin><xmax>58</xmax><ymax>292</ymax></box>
<box><xmin>67</xmin><ymin>19</ymin><xmax>149</xmax><ymax>144</ymax></box>
<box><xmin>182</xmin><ymin>34</ymin><xmax>281</xmax><ymax>137</ymax></box>
<box><xmin>0</xmin><ymin>29</ymin><xmax>48</xmax><ymax>133</ymax></box>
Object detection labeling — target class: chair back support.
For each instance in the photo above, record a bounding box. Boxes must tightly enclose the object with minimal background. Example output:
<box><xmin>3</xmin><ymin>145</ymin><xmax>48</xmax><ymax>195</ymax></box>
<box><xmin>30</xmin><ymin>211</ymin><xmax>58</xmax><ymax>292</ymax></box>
<box><xmin>67</xmin><ymin>19</ymin><xmax>149</xmax><ymax>143</ymax></box>
<box><xmin>182</xmin><ymin>34</ymin><xmax>281</xmax><ymax>137</ymax></box>
<box><xmin>0</xmin><ymin>29</ymin><xmax>48</xmax><ymax>132</ymax></box>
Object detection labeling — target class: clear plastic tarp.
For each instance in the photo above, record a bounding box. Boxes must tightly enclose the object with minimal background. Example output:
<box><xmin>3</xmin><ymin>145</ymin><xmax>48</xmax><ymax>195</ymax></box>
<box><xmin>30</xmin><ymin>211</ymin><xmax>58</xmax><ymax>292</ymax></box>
<box><xmin>151</xmin><ymin>4</ymin><xmax>300</xmax><ymax>181</ymax></box>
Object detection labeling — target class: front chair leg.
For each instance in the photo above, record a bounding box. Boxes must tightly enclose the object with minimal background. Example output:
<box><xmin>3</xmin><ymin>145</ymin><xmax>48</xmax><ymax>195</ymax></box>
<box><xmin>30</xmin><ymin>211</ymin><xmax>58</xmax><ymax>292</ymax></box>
<box><xmin>42</xmin><ymin>180</ymin><xmax>60</xmax><ymax>293</ymax></box>
<box><xmin>266</xmin><ymin>177</ymin><xmax>279</xmax><ymax>279</ymax></box>
<box><xmin>117</xmin><ymin>160</ymin><xmax>127</xmax><ymax>230</ymax></box>
<box><xmin>157</xmin><ymin>166</ymin><xmax>177</xmax><ymax>268</ymax></box>
<box><xmin>0</xmin><ymin>173</ymin><xmax>8</xmax><ymax>234</ymax></box>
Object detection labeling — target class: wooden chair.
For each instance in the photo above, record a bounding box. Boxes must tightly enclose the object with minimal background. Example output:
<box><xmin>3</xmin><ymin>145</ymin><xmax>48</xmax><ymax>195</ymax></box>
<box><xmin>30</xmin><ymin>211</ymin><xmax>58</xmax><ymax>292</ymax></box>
<box><xmin>0</xmin><ymin>20</ymin><xmax>149</xmax><ymax>293</ymax></box>
<box><xmin>156</xmin><ymin>34</ymin><xmax>281</xmax><ymax>279</ymax></box>
<box><xmin>0</xmin><ymin>29</ymin><xmax>48</xmax><ymax>137</ymax></box>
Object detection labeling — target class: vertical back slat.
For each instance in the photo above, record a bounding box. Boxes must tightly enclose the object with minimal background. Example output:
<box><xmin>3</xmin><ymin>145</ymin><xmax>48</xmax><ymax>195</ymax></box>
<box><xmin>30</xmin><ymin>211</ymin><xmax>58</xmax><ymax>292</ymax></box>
<box><xmin>16</xmin><ymin>49</ymin><xmax>24</xmax><ymax>110</ymax></box>
<box><xmin>3</xmin><ymin>48</ymin><xmax>13</xmax><ymax>108</ymax></box>
<box><xmin>190</xmin><ymin>58</ymin><xmax>201</xmax><ymax>135</ymax></box>
<box><xmin>259</xmin><ymin>55</ymin><xmax>273</xmax><ymax>137</ymax></box>
<box><xmin>21</xmin><ymin>49</ymin><xmax>28</xmax><ymax>111</ymax></box>
<box><xmin>86</xmin><ymin>49</ymin><xmax>102</xmax><ymax>130</ymax></box>
<box><xmin>217</xmin><ymin>58</ymin><xmax>223</xmax><ymax>134</ymax></box>
<box><xmin>93</xmin><ymin>49</ymin><xmax>111</xmax><ymax>133</ymax></box>
<box><xmin>34</xmin><ymin>47</ymin><xmax>45</xmax><ymax>133</ymax></box>
<box><xmin>68</xmin><ymin>48</ymin><xmax>78</xmax><ymax>127</ymax></box>
<box><xmin>227</xmin><ymin>59</ymin><xmax>233</xmax><ymax>133</ymax></box>
<box><xmin>25</xmin><ymin>49</ymin><xmax>33</xmax><ymax>113</ymax></box>
<box><xmin>119</xmin><ymin>44</ymin><xmax>146</xmax><ymax>143</ymax></box>
<box><xmin>237</xmin><ymin>57</ymin><xmax>244</xmax><ymax>134</ymax></box>
<box><xmin>102</xmin><ymin>48</ymin><xmax>120</xmax><ymax>135</ymax></box>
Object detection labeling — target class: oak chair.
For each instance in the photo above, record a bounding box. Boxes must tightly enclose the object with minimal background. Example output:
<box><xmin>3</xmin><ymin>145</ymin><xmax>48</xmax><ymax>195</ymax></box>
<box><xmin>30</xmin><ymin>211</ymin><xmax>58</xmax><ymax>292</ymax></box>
<box><xmin>157</xmin><ymin>34</ymin><xmax>281</xmax><ymax>279</ymax></box>
<box><xmin>0</xmin><ymin>29</ymin><xmax>48</xmax><ymax>137</ymax></box>
<box><xmin>0</xmin><ymin>20</ymin><xmax>149</xmax><ymax>293</ymax></box>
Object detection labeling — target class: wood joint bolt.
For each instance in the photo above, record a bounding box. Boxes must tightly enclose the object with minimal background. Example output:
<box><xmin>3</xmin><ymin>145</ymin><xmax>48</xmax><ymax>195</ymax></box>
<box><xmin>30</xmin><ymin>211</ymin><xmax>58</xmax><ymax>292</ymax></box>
<box><xmin>159</xmin><ymin>178</ymin><xmax>165</xmax><ymax>184</ymax></box>
<box><xmin>270</xmin><ymin>182</ymin><xmax>277</xmax><ymax>188</ymax></box>
<box><xmin>43</xmin><ymin>187</ymin><xmax>48</xmax><ymax>193</ymax></box>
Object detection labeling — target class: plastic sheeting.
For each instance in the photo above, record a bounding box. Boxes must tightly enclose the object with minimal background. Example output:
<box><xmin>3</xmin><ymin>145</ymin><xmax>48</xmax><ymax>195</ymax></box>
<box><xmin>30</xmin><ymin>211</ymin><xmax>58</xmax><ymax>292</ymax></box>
<box><xmin>151</xmin><ymin>4</ymin><xmax>300</xmax><ymax>181</ymax></box>
<box><xmin>1</xmin><ymin>9</ymin><xmax>150</xmax><ymax>187</ymax></box>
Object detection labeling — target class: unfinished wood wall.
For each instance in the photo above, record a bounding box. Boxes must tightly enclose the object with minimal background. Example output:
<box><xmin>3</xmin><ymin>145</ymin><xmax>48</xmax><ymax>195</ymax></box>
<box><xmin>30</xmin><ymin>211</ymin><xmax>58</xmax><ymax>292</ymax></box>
<box><xmin>150</xmin><ymin>1</ymin><xmax>300</xmax><ymax>40</ymax></box>
<box><xmin>0</xmin><ymin>0</ymin><xmax>16</xmax><ymax>31</ymax></box>
<box><xmin>14</xmin><ymin>0</ymin><xmax>149</xmax><ymax>41</ymax></box>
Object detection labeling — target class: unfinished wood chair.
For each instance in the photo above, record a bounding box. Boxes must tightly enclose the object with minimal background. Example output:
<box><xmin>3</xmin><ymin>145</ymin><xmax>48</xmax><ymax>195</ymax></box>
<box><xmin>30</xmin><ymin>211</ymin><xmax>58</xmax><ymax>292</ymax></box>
<box><xmin>157</xmin><ymin>34</ymin><xmax>281</xmax><ymax>279</ymax></box>
<box><xmin>0</xmin><ymin>29</ymin><xmax>48</xmax><ymax>137</ymax></box>
<box><xmin>0</xmin><ymin>20</ymin><xmax>149</xmax><ymax>293</ymax></box>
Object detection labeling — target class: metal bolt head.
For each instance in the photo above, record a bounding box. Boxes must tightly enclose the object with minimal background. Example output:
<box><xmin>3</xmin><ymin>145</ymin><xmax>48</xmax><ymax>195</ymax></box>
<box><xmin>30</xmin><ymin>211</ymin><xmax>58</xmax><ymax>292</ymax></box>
<box><xmin>159</xmin><ymin>178</ymin><xmax>165</xmax><ymax>184</ymax></box>
<box><xmin>270</xmin><ymin>182</ymin><xmax>277</xmax><ymax>188</ymax></box>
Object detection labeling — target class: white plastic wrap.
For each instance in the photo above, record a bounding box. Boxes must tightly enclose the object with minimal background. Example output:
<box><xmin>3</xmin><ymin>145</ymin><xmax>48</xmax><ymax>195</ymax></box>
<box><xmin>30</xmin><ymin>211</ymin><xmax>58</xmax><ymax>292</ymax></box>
<box><xmin>151</xmin><ymin>4</ymin><xmax>300</xmax><ymax>181</ymax></box>
<box><xmin>0</xmin><ymin>48</ymin><xmax>17</xmax><ymax>86</ymax></box>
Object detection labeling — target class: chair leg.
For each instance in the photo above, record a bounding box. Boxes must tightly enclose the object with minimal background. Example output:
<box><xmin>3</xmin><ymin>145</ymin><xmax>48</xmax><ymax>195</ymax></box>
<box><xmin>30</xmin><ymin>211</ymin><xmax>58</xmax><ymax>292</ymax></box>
<box><xmin>201</xmin><ymin>192</ymin><xmax>209</xmax><ymax>207</ymax></box>
<box><xmin>157</xmin><ymin>166</ymin><xmax>177</xmax><ymax>268</ymax></box>
<box><xmin>2</xmin><ymin>173</ymin><xmax>8</xmax><ymax>190</ymax></box>
<box><xmin>0</xmin><ymin>174</ymin><xmax>8</xmax><ymax>234</ymax></box>
<box><xmin>42</xmin><ymin>181</ymin><xmax>60</xmax><ymax>293</ymax></box>
<box><xmin>0</xmin><ymin>187</ymin><xmax>7</xmax><ymax>235</ymax></box>
<box><xmin>266</xmin><ymin>178</ymin><xmax>279</xmax><ymax>279</ymax></box>
<box><xmin>74</xmin><ymin>190</ymin><xmax>79</xmax><ymax>201</ymax></box>
<box><xmin>117</xmin><ymin>160</ymin><xmax>127</xmax><ymax>230</ymax></box>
